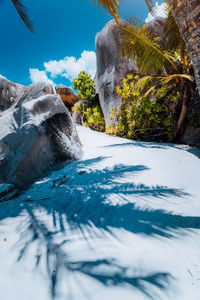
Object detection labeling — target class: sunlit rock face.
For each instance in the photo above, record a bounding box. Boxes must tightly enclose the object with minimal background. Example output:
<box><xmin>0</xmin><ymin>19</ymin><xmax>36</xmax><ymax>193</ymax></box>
<box><xmin>14</xmin><ymin>81</ymin><xmax>54</xmax><ymax>108</ymax></box>
<box><xmin>55</xmin><ymin>85</ymin><xmax>78</xmax><ymax>109</ymax></box>
<box><xmin>95</xmin><ymin>19</ymin><xmax>137</xmax><ymax>127</ymax></box>
<box><xmin>0</xmin><ymin>76</ymin><xmax>55</xmax><ymax>114</ymax></box>
<box><xmin>0</xmin><ymin>75</ymin><xmax>26</xmax><ymax>112</ymax></box>
<box><xmin>0</xmin><ymin>84</ymin><xmax>82</xmax><ymax>188</ymax></box>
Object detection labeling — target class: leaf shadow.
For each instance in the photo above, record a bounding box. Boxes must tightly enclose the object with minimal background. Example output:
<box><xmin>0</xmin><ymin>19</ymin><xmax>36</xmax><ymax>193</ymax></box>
<box><xmin>0</xmin><ymin>156</ymin><xmax>198</xmax><ymax>299</ymax></box>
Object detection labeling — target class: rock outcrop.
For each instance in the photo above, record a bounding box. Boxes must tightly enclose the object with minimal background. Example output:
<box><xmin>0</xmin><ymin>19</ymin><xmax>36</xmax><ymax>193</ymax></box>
<box><xmin>179</xmin><ymin>126</ymin><xmax>200</xmax><ymax>147</ymax></box>
<box><xmin>55</xmin><ymin>85</ymin><xmax>78</xmax><ymax>109</ymax></box>
<box><xmin>0</xmin><ymin>80</ymin><xmax>82</xmax><ymax>188</ymax></box>
<box><xmin>0</xmin><ymin>76</ymin><xmax>55</xmax><ymax>115</ymax></box>
<box><xmin>95</xmin><ymin>19</ymin><xmax>137</xmax><ymax>127</ymax></box>
<box><xmin>0</xmin><ymin>75</ymin><xmax>26</xmax><ymax>112</ymax></box>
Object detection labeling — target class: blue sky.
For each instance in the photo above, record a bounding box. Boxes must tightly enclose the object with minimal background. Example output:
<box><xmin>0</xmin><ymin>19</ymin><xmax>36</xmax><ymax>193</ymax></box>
<box><xmin>0</xmin><ymin>0</ymin><xmax>163</xmax><ymax>87</ymax></box>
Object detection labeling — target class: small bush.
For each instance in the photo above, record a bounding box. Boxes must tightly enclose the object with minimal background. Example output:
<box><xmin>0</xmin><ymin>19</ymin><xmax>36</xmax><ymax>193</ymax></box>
<box><xmin>108</xmin><ymin>74</ymin><xmax>176</xmax><ymax>142</ymax></box>
<box><xmin>85</xmin><ymin>105</ymin><xmax>105</xmax><ymax>132</ymax></box>
<box><xmin>73</xmin><ymin>71</ymin><xmax>105</xmax><ymax>132</ymax></box>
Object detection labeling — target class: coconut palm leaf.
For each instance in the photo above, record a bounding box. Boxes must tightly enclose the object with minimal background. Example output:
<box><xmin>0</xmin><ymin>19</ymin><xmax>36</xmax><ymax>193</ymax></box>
<box><xmin>160</xmin><ymin>74</ymin><xmax>194</xmax><ymax>85</ymax></box>
<box><xmin>135</xmin><ymin>74</ymin><xmax>194</xmax><ymax>97</ymax></box>
<box><xmin>164</xmin><ymin>7</ymin><xmax>190</xmax><ymax>72</ymax></box>
<box><xmin>164</xmin><ymin>8</ymin><xmax>184</xmax><ymax>52</ymax></box>
<box><xmin>119</xmin><ymin>22</ymin><xmax>178</xmax><ymax>75</ymax></box>
<box><xmin>11</xmin><ymin>0</ymin><xmax>34</xmax><ymax>32</ymax></box>
<box><xmin>134</xmin><ymin>75</ymin><xmax>158</xmax><ymax>91</ymax></box>
<box><xmin>144</xmin><ymin>0</ymin><xmax>154</xmax><ymax>13</ymax></box>
<box><xmin>93</xmin><ymin>0</ymin><xmax>120</xmax><ymax>23</ymax></box>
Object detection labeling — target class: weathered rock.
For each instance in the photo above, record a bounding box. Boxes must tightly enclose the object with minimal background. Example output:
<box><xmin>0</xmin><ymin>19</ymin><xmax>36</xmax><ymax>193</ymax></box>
<box><xmin>72</xmin><ymin>110</ymin><xmax>82</xmax><ymax>124</ymax></box>
<box><xmin>14</xmin><ymin>82</ymin><xmax>54</xmax><ymax>109</ymax></box>
<box><xmin>55</xmin><ymin>85</ymin><xmax>78</xmax><ymax>109</ymax></box>
<box><xmin>179</xmin><ymin>126</ymin><xmax>200</xmax><ymax>147</ymax></box>
<box><xmin>0</xmin><ymin>76</ymin><xmax>55</xmax><ymax>116</ymax></box>
<box><xmin>0</xmin><ymin>92</ymin><xmax>82</xmax><ymax>188</ymax></box>
<box><xmin>95</xmin><ymin>19</ymin><xmax>137</xmax><ymax>127</ymax></box>
<box><xmin>0</xmin><ymin>75</ymin><xmax>26</xmax><ymax>112</ymax></box>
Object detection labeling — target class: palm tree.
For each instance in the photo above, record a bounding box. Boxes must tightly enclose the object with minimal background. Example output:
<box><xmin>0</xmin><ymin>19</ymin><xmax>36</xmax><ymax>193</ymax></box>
<box><xmin>99</xmin><ymin>0</ymin><xmax>200</xmax><ymax>96</ymax></box>
<box><xmin>119</xmin><ymin>9</ymin><xmax>194</xmax><ymax>139</ymax></box>
<box><xmin>123</xmin><ymin>0</ymin><xmax>200</xmax><ymax>95</ymax></box>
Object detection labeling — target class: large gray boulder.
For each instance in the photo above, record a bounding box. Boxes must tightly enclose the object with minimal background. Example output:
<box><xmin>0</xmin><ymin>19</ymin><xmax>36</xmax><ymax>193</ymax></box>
<box><xmin>0</xmin><ymin>88</ymin><xmax>82</xmax><ymax>188</ymax></box>
<box><xmin>95</xmin><ymin>19</ymin><xmax>137</xmax><ymax>127</ymax></box>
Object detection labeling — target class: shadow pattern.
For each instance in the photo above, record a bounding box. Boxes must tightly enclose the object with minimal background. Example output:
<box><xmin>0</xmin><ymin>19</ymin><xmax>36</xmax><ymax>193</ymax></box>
<box><xmin>0</xmin><ymin>156</ymin><xmax>198</xmax><ymax>299</ymax></box>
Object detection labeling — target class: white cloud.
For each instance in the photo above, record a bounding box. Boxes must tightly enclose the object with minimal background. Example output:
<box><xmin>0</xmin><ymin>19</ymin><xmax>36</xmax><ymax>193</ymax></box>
<box><xmin>29</xmin><ymin>50</ymin><xmax>96</xmax><ymax>85</ymax></box>
<box><xmin>44</xmin><ymin>51</ymin><xmax>96</xmax><ymax>81</ymax></box>
<box><xmin>29</xmin><ymin>68</ymin><xmax>54</xmax><ymax>85</ymax></box>
<box><xmin>145</xmin><ymin>2</ymin><xmax>167</xmax><ymax>23</ymax></box>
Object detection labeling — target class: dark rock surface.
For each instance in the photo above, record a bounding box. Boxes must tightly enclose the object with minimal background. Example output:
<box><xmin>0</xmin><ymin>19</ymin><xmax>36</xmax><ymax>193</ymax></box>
<box><xmin>179</xmin><ymin>126</ymin><xmax>200</xmax><ymax>147</ymax></box>
<box><xmin>95</xmin><ymin>19</ymin><xmax>137</xmax><ymax>127</ymax></box>
<box><xmin>0</xmin><ymin>87</ymin><xmax>82</xmax><ymax>188</ymax></box>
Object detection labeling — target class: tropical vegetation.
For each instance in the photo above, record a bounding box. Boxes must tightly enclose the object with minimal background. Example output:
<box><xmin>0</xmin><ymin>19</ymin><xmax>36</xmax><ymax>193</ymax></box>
<box><xmin>73</xmin><ymin>71</ymin><xmax>105</xmax><ymax>132</ymax></box>
<box><xmin>106</xmin><ymin>74</ymin><xmax>177</xmax><ymax>141</ymax></box>
<box><xmin>118</xmin><ymin>5</ymin><xmax>195</xmax><ymax>139</ymax></box>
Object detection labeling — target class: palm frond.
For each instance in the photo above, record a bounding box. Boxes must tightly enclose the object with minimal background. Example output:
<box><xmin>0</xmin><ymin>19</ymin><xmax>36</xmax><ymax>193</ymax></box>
<box><xmin>93</xmin><ymin>0</ymin><xmax>120</xmax><ymax>23</ymax></box>
<box><xmin>135</xmin><ymin>73</ymin><xmax>194</xmax><ymax>97</ymax></box>
<box><xmin>144</xmin><ymin>85</ymin><xmax>157</xmax><ymax>97</ymax></box>
<box><xmin>164</xmin><ymin>8</ymin><xmax>185</xmax><ymax>52</ymax></box>
<box><xmin>144</xmin><ymin>0</ymin><xmax>154</xmax><ymax>13</ymax></box>
<box><xmin>160</xmin><ymin>74</ymin><xmax>194</xmax><ymax>85</ymax></box>
<box><xmin>119</xmin><ymin>23</ymin><xmax>178</xmax><ymax>75</ymax></box>
<box><xmin>134</xmin><ymin>75</ymin><xmax>158</xmax><ymax>91</ymax></box>
<box><xmin>11</xmin><ymin>0</ymin><xmax>34</xmax><ymax>33</ymax></box>
<box><xmin>163</xmin><ymin>7</ymin><xmax>190</xmax><ymax>71</ymax></box>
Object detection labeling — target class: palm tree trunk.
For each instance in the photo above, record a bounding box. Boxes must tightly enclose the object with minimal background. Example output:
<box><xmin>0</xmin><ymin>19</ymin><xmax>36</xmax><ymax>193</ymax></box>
<box><xmin>175</xmin><ymin>85</ymin><xmax>190</xmax><ymax>136</ymax></box>
<box><xmin>171</xmin><ymin>82</ymin><xmax>191</xmax><ymax>141</ymax></box>
<box><xmin>166</xmin><ymin>0</ymin><xmax>200</xmax><ymax>95</ymax></box>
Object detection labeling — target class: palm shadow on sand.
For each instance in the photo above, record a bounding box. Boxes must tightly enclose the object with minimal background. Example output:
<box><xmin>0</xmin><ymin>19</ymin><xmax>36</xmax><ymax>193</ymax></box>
<box><xmin>0</xmin><ymin>156</ymin><xmax>199</xmax><ymax>299</ymax></box>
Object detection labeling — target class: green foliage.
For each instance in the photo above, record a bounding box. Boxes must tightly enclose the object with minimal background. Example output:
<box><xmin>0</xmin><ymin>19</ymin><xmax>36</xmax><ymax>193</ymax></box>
<box><xmin>85</xmin><ymin>105</ymin><xmax>105</xmax><ymax>132</ymax></box>
<box><xmin>106</xmin><ymin>124</ymin><xmax>118</xmax><ymax>136</ymax></box>
<box><xmin>72</xmin><ymin>104</ymin><xmax>82</xmax><ymax>113</ymax></box>
<box><xmin>109</xmin><ymin>74</ymin><xmax>176</xmax><ymax>141</ymax></box>
<box><xmin>73</xmin><ymin>71</ymin><xmax>95</xmax><ymax>104</ymax></box>
<box><xmin>73</xmin><ymin>71</ymin><xmax>105</xmax><ymax>132</ymax></box>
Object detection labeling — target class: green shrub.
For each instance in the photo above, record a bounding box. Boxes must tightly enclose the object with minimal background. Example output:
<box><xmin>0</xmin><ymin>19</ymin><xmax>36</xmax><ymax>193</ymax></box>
<box><xmin>109</xmin><ymin>74</ymin><xmax>176</xmax><ymax>142</ymax></box>
<box><xmin>106</xmin><ymin>124</ymin><xmax>118</xmax><ymax>136</ymax></box>
<box><xmin>73</xmin><ymin>71</ymin><xmax>95</xmax><ymax>105</ymax></box>
<box><xmin>85</xmin><ymin>105</ymin><xmax>105</xmax><ymax>132</ymax></box>
<box><xmin>72</xmin><ymin>104</ymin><xmax>82</xmax><ymax>113</ymax></box>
